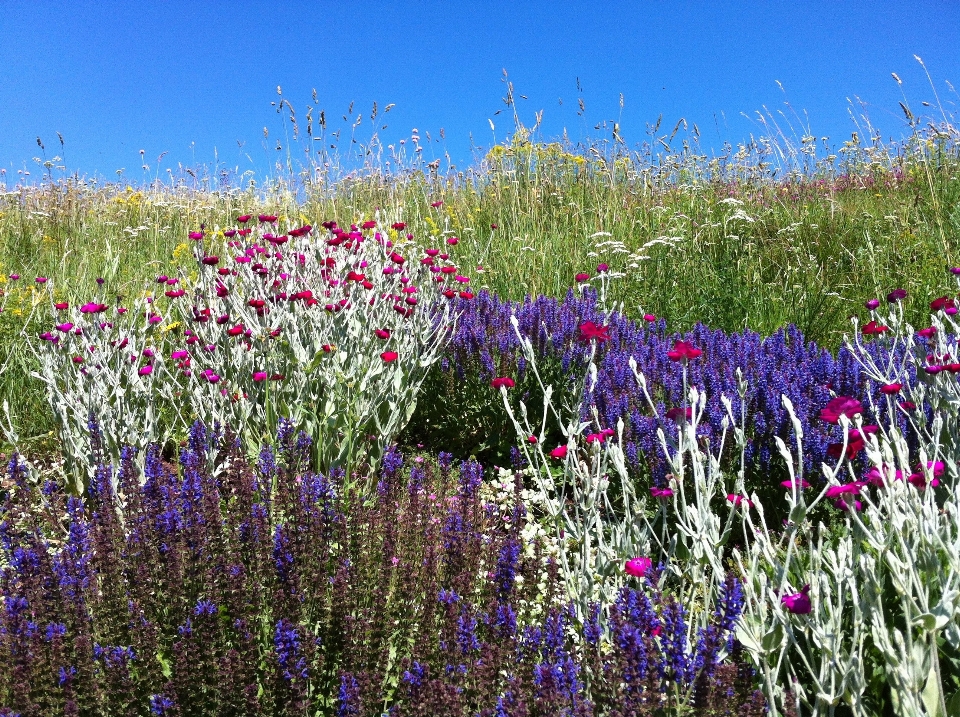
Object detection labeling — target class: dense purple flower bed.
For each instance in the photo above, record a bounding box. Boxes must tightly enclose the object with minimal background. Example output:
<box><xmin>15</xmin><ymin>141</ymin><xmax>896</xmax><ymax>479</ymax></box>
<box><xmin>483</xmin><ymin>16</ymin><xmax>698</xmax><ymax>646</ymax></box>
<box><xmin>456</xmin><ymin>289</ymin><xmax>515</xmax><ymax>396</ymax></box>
<box><xmin>0</xmin><ymin>422</ymin><xmax>764</xmax><ymax>715</ymax></box>
<box><xmin>441</xmin><ymin>289</ymin><xmax>911</xmax><ymax>484</ymax></box>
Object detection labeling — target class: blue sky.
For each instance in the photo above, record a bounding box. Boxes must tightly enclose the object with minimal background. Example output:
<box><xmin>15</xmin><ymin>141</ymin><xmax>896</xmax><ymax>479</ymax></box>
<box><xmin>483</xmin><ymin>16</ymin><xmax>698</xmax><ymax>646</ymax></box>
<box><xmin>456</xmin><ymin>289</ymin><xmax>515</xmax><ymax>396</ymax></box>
<box><xmin>1</xmin><ymin>0</ymin><xmax>958</xmax><ymax>186</ymax></box>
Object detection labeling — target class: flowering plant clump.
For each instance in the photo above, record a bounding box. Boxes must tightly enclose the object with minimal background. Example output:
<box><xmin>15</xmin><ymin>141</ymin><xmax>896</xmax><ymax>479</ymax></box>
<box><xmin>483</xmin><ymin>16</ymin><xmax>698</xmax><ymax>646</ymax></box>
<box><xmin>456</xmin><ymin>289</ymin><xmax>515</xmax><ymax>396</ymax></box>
<box><xmin>0</xmin><ymin>421</ymin><xmax>763</xmax><ymax>715</ymax></box>
<box><xmin>497</xmin><ymin>277</ymin><xmax>960</xmax><ymax>716</ymax></box>
<box><xmin>424</xmin><ymin>287</ymin><xmax>896</xmax><ymax>490</ymax></box>
<box><xmin>25</xmin><ymin>212</ymin><xmax>464</xmax><ymax>491</ymax></box>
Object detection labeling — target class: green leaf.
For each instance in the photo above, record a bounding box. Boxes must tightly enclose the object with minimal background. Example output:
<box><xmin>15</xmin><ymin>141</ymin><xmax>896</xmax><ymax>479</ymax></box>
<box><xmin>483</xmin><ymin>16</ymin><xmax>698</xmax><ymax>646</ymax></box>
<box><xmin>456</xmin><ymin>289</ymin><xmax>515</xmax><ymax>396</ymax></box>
<box><xmin>945</xmin><ymin>690</ymin><xmax>960</xmax><ymax>717</ymax></box>
<box><xmin>788</xmin><ymin>504</ymin><xmax>807</xmax><ymax>524</ymax></box>
<box><xmin>156</xmin><ymin>650</ymin><xmax>171</xmax><ymax>679</ymax></box>
<box><xmin>761</xmin><ymin>622</ymin><xmax>785</xmax><ymax>652</ymax></box>
<box><xmin>922</xmin><ymin>664</ymin><xmax>945</xmax><ymax>717</ymax></box>
<box><xmin>735</xmin><ymin>618</ymin><xmax>763</xmax><ymax>655</ymax></box>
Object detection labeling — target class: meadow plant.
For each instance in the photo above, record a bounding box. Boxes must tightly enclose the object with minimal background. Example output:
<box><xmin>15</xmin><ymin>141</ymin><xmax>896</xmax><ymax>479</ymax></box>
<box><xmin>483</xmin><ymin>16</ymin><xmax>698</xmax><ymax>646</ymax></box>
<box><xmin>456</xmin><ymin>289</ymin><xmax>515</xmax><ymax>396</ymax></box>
<box><xmin>23</xmin><ymin>214</ymin><xmax>463</xmax><ymax>491</ymax></box>
<box><xmin>0</xmin><ymin>422</ymin><xmax>764</xmax><ymax>715</ymax></box>
<box><xmin>734</xmin><ymin>289</ymin><xmax>960</xmax><ymax>716</ymax></box>
<box><xmin>497</xmin><ymin>279</ymin><xmax>960</xmax><ymax>714</ymax></box>
<box><xmin>424</xmin><ymin>286</ymin><xmax>878</xmax><ymax>490</ymax></box>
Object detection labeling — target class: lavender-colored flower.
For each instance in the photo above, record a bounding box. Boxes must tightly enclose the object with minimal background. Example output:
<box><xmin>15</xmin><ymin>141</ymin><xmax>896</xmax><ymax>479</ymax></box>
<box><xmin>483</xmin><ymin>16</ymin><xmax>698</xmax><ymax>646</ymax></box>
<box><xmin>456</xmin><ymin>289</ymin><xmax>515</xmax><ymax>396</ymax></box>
<box><xmin>337</xmin><ymin>672</ymin><xmax>361</xmax><ymax>717</ymax></box>
<box><xmin>274</xmin><ymin>618</ymin><xmax>308</xmax><ymax>681</ymax></box>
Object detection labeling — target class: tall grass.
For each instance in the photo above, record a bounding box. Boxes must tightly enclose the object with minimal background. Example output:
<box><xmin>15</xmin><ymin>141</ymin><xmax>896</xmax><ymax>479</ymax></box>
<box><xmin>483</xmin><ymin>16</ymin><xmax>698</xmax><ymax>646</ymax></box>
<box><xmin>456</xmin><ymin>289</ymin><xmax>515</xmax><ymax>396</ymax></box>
<box><xmin>2</xmin><ymin>98</ymin><xmax>958</xmax><ymax>451</ymax></box>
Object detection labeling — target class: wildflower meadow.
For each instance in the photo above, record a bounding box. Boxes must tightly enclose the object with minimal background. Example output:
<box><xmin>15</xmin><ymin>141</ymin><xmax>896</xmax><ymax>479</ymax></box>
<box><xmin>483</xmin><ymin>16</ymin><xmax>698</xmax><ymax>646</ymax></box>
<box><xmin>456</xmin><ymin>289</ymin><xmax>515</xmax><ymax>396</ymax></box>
<box><xmin>1</xmin><ymin>103</ymin><xmax>959</xmax><ymax>717</ymax></box>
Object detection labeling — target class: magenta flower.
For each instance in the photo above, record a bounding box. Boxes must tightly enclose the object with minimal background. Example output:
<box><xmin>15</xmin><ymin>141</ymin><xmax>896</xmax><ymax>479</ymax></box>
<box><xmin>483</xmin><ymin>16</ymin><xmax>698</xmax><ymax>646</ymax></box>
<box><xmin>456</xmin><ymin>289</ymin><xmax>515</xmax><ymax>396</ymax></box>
<box><xmin>819</xmin><ymin>396</ymin><xmax>864</xmax><ymax>424</ymax></box>
<box><xmin>165</xmin><ymin>289</ymin><xmax>186</xmax><ymax>298</ymax></box>
<box><xmin>880</xmin><ymin>383</ymin><xmax>903</xmax><ymax>395</ymax></box>
<box><xmin>527</xmin><ymin>435</ymin><xmax>538</xmax><ymax>444</ymax></box>
<box><xmin>171</xmin><ymin>350</ymin><xmax>189</xmax><ymax>360</ymax></box>
<box><xmin>202</xmin><ymin>256</ymin><xmax>219</xmax><ymax>266</ymax></box>
<box><xmin>189</xmin><ymin>231</ymin><xmax>204</xmax><ymax>240</ymax></box>
<box><xmin>825</xmin><ymin>482</ymin><xmax>863</xmax><ymax>499</ymax></box>
<box><xmin>72</xmin><ymin>356</ymin><xmax>84</xmax><ymax>364</ymax></box>
<box><xmin>643</xmin><ymin>313</ymin><xmax>656</xmax><ymax>322</ymax></box>
<box><xmin>549</xmin><ymin>445</ymin><xmax>568</xmax><ymax>459</ymax></box>
<box><xmin>79</xmin><ymin>302</ymin><xmax>107</xmax><ymax>313</ymax></box>
<box><xmin>381</xmin><ymin>351</ymin><xmax>399</xmax><ymax>363</ymax></box>
<box><xmin>258</xmin><ymin>214</ymin><xmax>278</xmax><ymax>223</ymax></box>
<box><xmin>490</xmin><ymin>377</ymin><xmax>515</xmax><ymax>389</ymax></box>
<box><xmin>666</xmin><ymin>407</ymin><xmax>692</xmax><ymax>423</ymax></box>
<box><xmin>237</xmin><ymin>214</ymin><xmax>252</xmax><ymax>223</ymax></box>
<box><xmin>865</xmin><ymin>299</ymin><xmax>880</xmax><ymax>310</ymax></box>
<box><xmin>253</xmin><ymin>371</ymin><xmax>268</xmax><ymax>382</ymax></box>
<box><xmin>596</xmin><ymin>263</ymin><xmax>609</xmax><ymax>273</ymax></box>
<box><xmin>650</xmin><ymin>486</ymin><xmax>674</xmax><ymax>498</ymax></box>
<box><xmin>667</xmin><ymin>340</ymin><xmax>702</xmax><ymax>362</ymax></box>
<box><xmin>55</xmin><ymin>323</ymin><xmax>74</xmax><ymax>333</ymax></box>
<box><xmin>578</xmin><ymin>321</ymin><xmax>611</xmax><ymax>343</ymax></box>
<box><xmin>430</xmin><ymin>201</ymin><xmax>443</xmax><ymax>207</ymax></box>
<box><xmin>361</xmin><ymin>220</ymin><xmax>377</xmax><ymax>229</ymax></box>
<box><xmin>375</xmin><ymin>329</ymin><xmax>391</xmax><ymax>339</ymax></box>
<box><xmin>624</xmin><ymin>557</ymin><xmax>652</xmax><ymax>578</ymax></box>
<box><xmin>138</xmin><ymin>365</ymin><xmax>153</xmax><ymax>376</ymax></box>
<box><xmin>781</xmin><ymin>585</ymin><xmax>811</xmax><ymax>614</ymax></box>
<box><xmin>887</xmin><ymin>288</ymin><xmax>907</xmax><ymax>303</ymax></box>
<box><xmin>575</xmin><ymin>272</ymin><xmax>590</xmax><ymax>283</ymax></box>
<box><xmin>55</xmin><ymin>302</ymin><xmax>68</xmax><ymax>310</ymax></box>
<box><xmin>917</xmin><ymin>326</ymin><xmax>936</xmax><ymax>338</ymax></box>
<box><xmin>834</xmin><ymin>498</ymin><xmax>862</xmax><ymax>511</ymax></box>
<box><xmin>35</xmin><ymin>277</ymin><xmax>48</xmax><ymax>284</ymax></box>
<box><xmin>726</xmin><ymin>494</ymin><xmax>754</xmax><ymax>508</ymax></box>
<box><xmin>780</xmin><ymin>478</ymin><xmax>812</xmax><ymax>489</ymax></box>
<box><xmin>861</xmin><ymin>320</ymin><xmax>889</xmax><ymax>336</ymax></box>
<box><xmin>9</xmin><ymin>274</ymin><xmax>19</xmax><ymax>280</ymax></box>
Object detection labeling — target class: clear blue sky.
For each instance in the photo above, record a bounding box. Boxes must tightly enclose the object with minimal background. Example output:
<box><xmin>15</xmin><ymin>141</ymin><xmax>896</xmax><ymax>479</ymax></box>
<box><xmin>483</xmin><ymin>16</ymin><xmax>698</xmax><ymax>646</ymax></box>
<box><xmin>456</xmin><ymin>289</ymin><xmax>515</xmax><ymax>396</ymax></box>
<box><xmin>1</xmin><ymin>0</ymin><xmax>958</xmax><ymax>186</ymax></box>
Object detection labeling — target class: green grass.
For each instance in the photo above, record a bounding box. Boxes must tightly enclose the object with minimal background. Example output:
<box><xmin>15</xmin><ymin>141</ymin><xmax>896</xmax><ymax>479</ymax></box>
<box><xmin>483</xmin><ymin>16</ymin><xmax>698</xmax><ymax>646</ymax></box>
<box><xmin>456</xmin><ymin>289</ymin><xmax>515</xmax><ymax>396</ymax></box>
<box><xmin>2</xmin><ymin>113</ymin><xmax>958</xmax><ymax>451</ymax></box>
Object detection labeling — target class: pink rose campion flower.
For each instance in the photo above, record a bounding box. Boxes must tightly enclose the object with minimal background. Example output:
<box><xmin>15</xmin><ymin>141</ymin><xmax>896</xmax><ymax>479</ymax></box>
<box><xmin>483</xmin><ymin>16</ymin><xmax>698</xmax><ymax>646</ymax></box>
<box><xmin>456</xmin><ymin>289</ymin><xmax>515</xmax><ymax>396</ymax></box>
<box><xmin>819</xmin><ymin>396</ymin><xmax>864</xmax><ymax>424</ymax></box>
<box><xmin>782</xmin><ymin>585</ymin><xmax>811</xmax><ymax>614</ymax></box>
<box><xmin>625</xmin><ymin>557</ymin><xmax>653</xmax><ymax>578</ymax></box>
<box><xmin>549</xmin><ymin>445</ymin><xmax>568</xmax><ymax>459</ymax></box>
